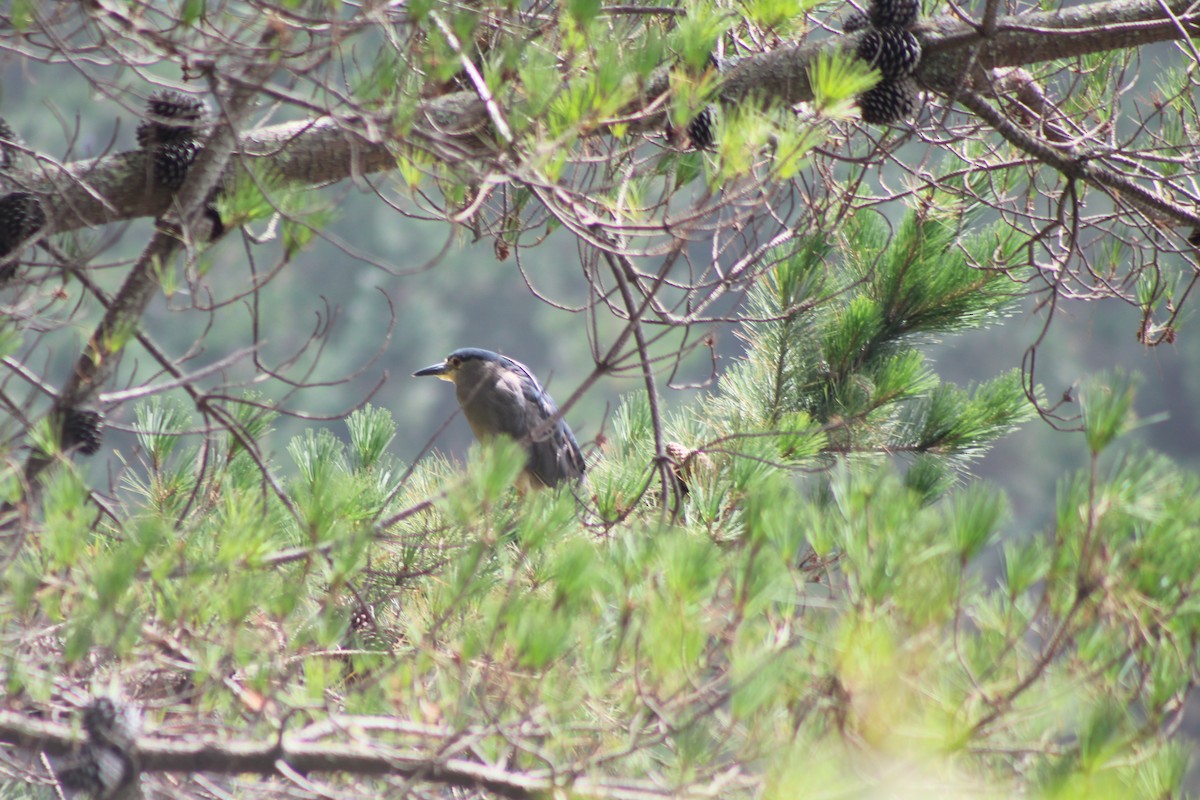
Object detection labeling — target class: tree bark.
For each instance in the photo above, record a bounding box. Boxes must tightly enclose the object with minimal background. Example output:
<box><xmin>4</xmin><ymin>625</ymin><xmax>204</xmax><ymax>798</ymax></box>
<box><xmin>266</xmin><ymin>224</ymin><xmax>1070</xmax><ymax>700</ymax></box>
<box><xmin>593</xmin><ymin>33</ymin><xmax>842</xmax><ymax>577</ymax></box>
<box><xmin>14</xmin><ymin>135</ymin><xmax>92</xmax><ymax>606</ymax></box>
<box><xmin>3</xmin><ymin>0</ymin><xmax>1194</xmax><ymax>238</ymax></box>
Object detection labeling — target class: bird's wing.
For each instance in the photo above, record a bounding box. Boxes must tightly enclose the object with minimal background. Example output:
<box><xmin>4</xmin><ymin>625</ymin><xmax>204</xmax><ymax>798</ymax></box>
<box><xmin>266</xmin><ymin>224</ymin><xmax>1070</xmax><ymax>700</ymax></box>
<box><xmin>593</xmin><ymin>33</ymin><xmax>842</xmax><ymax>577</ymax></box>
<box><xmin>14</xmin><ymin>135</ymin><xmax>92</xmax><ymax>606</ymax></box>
<box><xmin>507</xmin><ymin>357</ymin><xmax>586</xmax><ymax>484</ymax></box>
<box><xmin>556</xmin><ymin>421</ymin><xmax>587</xmax><ymax>481</ymax></box>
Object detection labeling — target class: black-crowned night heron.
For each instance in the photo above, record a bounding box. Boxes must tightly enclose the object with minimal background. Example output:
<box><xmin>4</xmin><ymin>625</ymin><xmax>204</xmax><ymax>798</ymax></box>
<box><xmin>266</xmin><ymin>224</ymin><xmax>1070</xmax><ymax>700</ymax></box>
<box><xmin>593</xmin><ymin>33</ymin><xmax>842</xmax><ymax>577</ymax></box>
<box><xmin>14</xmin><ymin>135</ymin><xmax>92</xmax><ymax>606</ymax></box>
<box><xmin>413</xmin><ymin>348</ymin><xmax>586</xmax><ymax>490</ymax></box>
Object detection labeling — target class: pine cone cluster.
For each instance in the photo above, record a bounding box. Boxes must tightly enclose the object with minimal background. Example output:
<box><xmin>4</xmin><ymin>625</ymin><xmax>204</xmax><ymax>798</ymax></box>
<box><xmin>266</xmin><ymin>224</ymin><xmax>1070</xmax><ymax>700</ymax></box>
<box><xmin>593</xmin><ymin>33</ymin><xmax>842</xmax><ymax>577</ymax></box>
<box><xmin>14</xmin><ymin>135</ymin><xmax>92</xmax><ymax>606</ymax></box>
<box><xmin>841</xmin><ymin>10</ymin><xmax>870</xmax><ymax>32</ymax></box>
<box><xmin>136</xmin><ymin>90</ymin><xmax>206</xmax><ymax>147</ymax></box>
<box><xmin>63</xmin><ymin>407</ymin><xmax>105</xmax><ymax>456</ymax></box>
<box><xmin>0</xmin><ymin>191</ymin><xmax>46</xmax><ymax>256</ymax></box>
<box><xmin>348</xmin><ymin>603</ymin><xmax>377</xmax><ymax>637</ymax></box>
<box><xmin>868</xmin><ymin>0</ymin><xmax>919</xmax><ymax>28</ymax></box>
<box><xmin>857</xmin><ymin>27</ymin><xmax>921</xmax><ymax>79</ymax></box>
<box><xmin>859</xmin><ymin>77</ymin><xmax>918</xmax><ymax>124</ymax></box>
<box><xmin>82</xmin><ymin>697</ymin><xmax>140</xmax><ymax>746</ymax></box>
<box><xmin>136</xmin><ymin>89</ymin><xmax>207</xmax><ymax>190</ymax></box>
<box><xmin>847</xmin><ymin>0</ymin><xmax>923</xmax><ymax>124</ymax></box>
<box><xmin>154</xmin><ymin>141</ymin><xmax>203</xmax><ymax>191</ymax></box>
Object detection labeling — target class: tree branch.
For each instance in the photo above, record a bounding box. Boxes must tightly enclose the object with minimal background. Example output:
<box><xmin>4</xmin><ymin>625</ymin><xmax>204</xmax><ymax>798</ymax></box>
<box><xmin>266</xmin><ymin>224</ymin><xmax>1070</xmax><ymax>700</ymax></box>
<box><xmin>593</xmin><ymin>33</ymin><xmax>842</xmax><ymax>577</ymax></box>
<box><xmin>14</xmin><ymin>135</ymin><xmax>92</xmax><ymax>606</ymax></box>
<box><xmin>953</xmin><ymin>86</ymin><xmax>1200</xmax><ymax>229</ymax></box>
<box><xmin>16</xmin><ymin>48</ymin><xmax>289</xmax><ymax>491</ymax></box>
<box><xmin>0</xmin><ymin>711</ymin><xmax>747</xmax><ymax>800</ymax></box>
<box><xmin>4</xmin><ymin>0</ymin><xmax>1195</xmax><ymax>239</ymax></box>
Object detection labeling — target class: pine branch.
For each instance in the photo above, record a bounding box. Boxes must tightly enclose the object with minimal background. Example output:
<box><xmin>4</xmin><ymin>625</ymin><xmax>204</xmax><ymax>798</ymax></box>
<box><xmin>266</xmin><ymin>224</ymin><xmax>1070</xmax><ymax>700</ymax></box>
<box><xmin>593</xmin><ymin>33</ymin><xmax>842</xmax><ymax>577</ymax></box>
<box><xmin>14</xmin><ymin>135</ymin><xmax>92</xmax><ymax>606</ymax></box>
<box><xmin>16</xmin><ymin>45</ymin><xmax>289</xmax><ymax>492</ymax></box>
<box><xmin>0</xmin><ymin>710</ymin><xmax>750</xmax><ymax>800</ymax></box>
<box><xmin>3</xmin><ymin>0</ymin><xmax>1195</xmax><ymax>239</ymax></box>
<box><xmin>953</xmin><ymin>87</ymin><xmax>1200</xmax><ymax>229</ymax></box>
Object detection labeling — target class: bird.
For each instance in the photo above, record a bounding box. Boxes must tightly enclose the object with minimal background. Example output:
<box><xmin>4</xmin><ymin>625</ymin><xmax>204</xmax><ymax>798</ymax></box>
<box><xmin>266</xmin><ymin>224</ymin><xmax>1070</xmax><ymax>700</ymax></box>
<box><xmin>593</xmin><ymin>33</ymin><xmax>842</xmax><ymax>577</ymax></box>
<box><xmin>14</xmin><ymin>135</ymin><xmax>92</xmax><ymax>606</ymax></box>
<box><xmin>413</xmin><ymin>347</ymin><xmax>586</xmax><ymax>490</ymax></box>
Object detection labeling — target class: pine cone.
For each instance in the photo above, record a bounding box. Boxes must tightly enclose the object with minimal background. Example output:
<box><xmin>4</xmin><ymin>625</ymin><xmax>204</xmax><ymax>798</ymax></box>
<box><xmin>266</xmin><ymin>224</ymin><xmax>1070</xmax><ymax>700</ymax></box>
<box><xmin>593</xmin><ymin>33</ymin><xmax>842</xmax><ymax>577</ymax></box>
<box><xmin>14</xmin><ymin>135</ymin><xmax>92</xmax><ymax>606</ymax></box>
<box><xmin>857</xmin><ymin>27</ymin><xmax>922</xmax><ymax>79</ymax></box>
<box><xmin>0</xmin><ymin>191</ymin><xmax>46</xmax><ymax>257</ymax></box>
<box><xmin>345</xmin><ymin>603</ymin><xmax>389</xmax><ymax>650</ymax></box>
<box><xmin>869</xmin><ymin>0</ymin><xmax>920</xmax><ymax>28</ymax></box>
<box><xmin>841</xmin><ymin>10</ymin><xmax>871</xmax><ymax>32</ymax></box>
<box><xmin>135</xmin><ymin>89</ymin><xmax>206</xmax><ymax>148</ymax></box>
<box><xmin>686</xmin><ymin>106</ymin><xmax>717</xmax><ymax>150</ymax></box>
<box><xmin>341</xmin><ymin>603</ymin><xmax>392</xmax><ymax>683</ymax></box>
<box><xmin>666</xmin><ymin>441</ymin><xmax>716</xmax><ymax>495</ymax></box>
<box><xmin>64</xmin><ymin>408</ymin><xmax>105</xmax><ymax>456</ymax></box>
<box><xmin>57</xmin><ymin>697</ymin><xmax>141</xmax><ymax>799</ymax></box>
<box><xmin>57</xmin><ymin>743</ymin><xmax>138</xmax><ymax>800</ymax></box>
<box><xmin>858</xmin><ymin>77</ymin><xmax>918</xmax><ymax>124</ymax></box>
<box><xmin>0</xmin><ymin>191</ymin><xmax>46</xmax><ymax>282</ymax></box>
<box><xmin>152</xmin><ymin>140</ymin><xmax>201</xmax><ymax>190</ymax></box>
<box><xmin>350</xmin><ymin>603</ymin><xmax>374</xmax><ymax>631</ymax></box>
<box><xmin>83</xmin><ymin>696</ymin><xmax>140</xmax><ymax>747</ymax></box>
<box><xmin>135</xmin><ymin>90</ymin><xmax>206</xmax><ymax>191</ymax></box>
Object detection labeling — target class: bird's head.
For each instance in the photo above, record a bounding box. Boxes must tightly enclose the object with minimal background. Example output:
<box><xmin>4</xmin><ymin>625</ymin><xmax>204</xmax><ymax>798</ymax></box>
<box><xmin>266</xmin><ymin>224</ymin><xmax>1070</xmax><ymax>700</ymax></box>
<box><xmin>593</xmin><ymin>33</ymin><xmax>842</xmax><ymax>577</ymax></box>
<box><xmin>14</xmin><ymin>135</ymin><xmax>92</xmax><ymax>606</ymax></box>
<box><xmin>412</xmin><ymin>347</ymin><xmax>508</xmax><ymax>387</ymax></box>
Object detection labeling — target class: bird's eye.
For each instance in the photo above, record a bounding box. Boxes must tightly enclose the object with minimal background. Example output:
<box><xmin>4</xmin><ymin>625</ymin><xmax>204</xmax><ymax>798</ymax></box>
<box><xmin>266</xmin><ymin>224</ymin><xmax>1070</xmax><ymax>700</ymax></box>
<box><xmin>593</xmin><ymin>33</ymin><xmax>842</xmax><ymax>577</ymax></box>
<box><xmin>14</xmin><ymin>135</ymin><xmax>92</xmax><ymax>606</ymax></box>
<box><xmin>448</xmin><ymin>355</ymin><xmax>461</xmax><ymax>369</ymax></box>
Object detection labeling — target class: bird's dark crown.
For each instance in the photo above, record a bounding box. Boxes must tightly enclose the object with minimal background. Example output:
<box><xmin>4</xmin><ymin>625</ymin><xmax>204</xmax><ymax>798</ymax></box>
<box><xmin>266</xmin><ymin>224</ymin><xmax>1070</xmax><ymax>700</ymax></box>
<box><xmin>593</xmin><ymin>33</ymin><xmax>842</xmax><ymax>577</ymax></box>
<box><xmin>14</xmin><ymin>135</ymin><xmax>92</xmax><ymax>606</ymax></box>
<box><xmin>445</xmin><ymin>347</ymin><xmax>505</xmax><ymax>364</ymax></box>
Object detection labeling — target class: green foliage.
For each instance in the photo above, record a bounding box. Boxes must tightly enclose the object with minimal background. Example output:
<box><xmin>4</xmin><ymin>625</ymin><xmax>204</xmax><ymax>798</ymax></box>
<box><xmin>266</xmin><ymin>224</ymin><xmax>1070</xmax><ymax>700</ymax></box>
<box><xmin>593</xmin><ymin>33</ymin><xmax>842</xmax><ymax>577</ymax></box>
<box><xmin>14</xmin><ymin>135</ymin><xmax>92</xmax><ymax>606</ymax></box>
<box><xmin>669</xmin><ymin>2</ymin><xmax>733</xmax><ymax>72</ymax></box>
<box><xmin>710</xmin><ymin>103</ymin><xmax>819</xmax><ymax>183</ymax></box>
<box><xmin>353</xmin><ymin>50</ymin><xmax>408</xmax><ymax>106</ymax></box>
<box><xmin>2</xmin><ymin>209</ymin><xmax>1193</xmax><ymax>799</ymax></box>
<box><xmin>216</xmin><ymin>168</ymin><xmax>289</xmax><ymax>229</ymax></box>
<box><xmin>458</xmin><ymin>436</ymin><xmax>526</xmax><ymax>504</ymax></box>
<box><xmin>809</xmin><ymin>49</ymin><xmax>879</xmax><ymax>118</ymax></box>
<box><xmin>216</xmin><ymin>165</ymin><xmax>339</xmax><ymax>259</ymax></box>
<box><xmin>948</xmin><ymin>481</ymin><xmax>1009</xmax><ymax>561</ymax></box>
<box><xmin>135</xmin><ymin>395</ymin><xmax>192</xmax><ymax>468</ymax></box>
<box><xmin>9</xmin><ymin>0</ymin><xmax>33</xmax><ymax>31</ymax></box>
<box><xmin>1063</xmin><ymin>50</ymin><xmax>1123</xmax><ymax>120</ymax></box>
<box><xmin>40</xmin><ymin>467</ymin><xmax>93</xmax><ymax>569</ymax></box>
<box><xmin>741</xmin><ymin>0</ymin><xmax>816</xmax><ymax>33</ymax></box>
<box><xmin>287</xmin><ymin>427</ymin><xmax>388</xmax><ymax>550</ymax></box>
<box><xmin>566</xmin><ymin>0</ymin><xmax>602</xmax><ymax>27</ymax></box>
<box><xmin>514</xmin><ymin>45</ymin><xmax>561</xmax><ymax>128</ymax></box>
<box><xmin>347</xmin><ymin>404</ymin><xmax>397</xmax><ymax>471</ymax></box>
<box><xmin>7</xmin><ymin>365</ymin><xmax>1199</xmax><ymax>799</ymax></box>
<box><xmin>180</xmin><ymin>0</ymin><xmax>205</xmax><ymax>26</ymax></box>
<box><xmin>0</xmin><ymin>320</ymin><xmax>19</xmax><ymax>361</ymax></box>
<box><xmin>1080</xmin><ymin>369</ymin><xmax>1138</xmax><ymax>454</ymax></box>
<box><xmin>706</xmin><ymin>195</ymin><xmax>1033</xmax><ymax>487</ymax></box>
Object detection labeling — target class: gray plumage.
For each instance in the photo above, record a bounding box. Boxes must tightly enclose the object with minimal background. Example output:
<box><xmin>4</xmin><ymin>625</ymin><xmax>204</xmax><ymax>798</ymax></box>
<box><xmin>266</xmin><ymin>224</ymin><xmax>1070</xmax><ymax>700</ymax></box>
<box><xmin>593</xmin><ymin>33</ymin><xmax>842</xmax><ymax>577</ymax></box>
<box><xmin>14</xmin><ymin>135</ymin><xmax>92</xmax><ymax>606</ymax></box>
<box><xmin>414</xmin><ymin>348</ymin><xmax>585</xmax><ymax>489</ymax></box>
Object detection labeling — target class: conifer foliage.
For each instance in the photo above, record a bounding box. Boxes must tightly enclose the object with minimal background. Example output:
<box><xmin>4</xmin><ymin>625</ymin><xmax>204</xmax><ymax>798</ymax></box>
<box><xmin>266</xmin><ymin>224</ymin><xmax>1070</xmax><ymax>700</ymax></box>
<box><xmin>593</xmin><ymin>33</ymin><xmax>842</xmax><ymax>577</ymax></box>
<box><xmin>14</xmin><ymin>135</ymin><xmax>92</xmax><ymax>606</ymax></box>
<box><xmin>702</xmin><ymin>189</ymin><xmax>1031</xmax><ymax>494</ymax></box>
<box><xmin>7</xmin><ymin>186</ymin><xmax>1198</xmax><ymax>797</ymax></box>
<box><xmin>3</xmin><ymin>0</ymin><xmax>1200</xmax><ymax>797</ymax></box>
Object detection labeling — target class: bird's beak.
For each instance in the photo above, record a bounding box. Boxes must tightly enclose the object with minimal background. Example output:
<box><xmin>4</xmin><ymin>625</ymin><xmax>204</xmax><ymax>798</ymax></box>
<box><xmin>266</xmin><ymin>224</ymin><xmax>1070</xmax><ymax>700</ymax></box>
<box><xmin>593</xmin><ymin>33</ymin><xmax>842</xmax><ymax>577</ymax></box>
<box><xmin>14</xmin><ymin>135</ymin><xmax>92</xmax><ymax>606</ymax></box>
<box><xmin>413</xmin><ymin>361</ymin><xmax>453</xmax><ymax>382</ymax></box>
